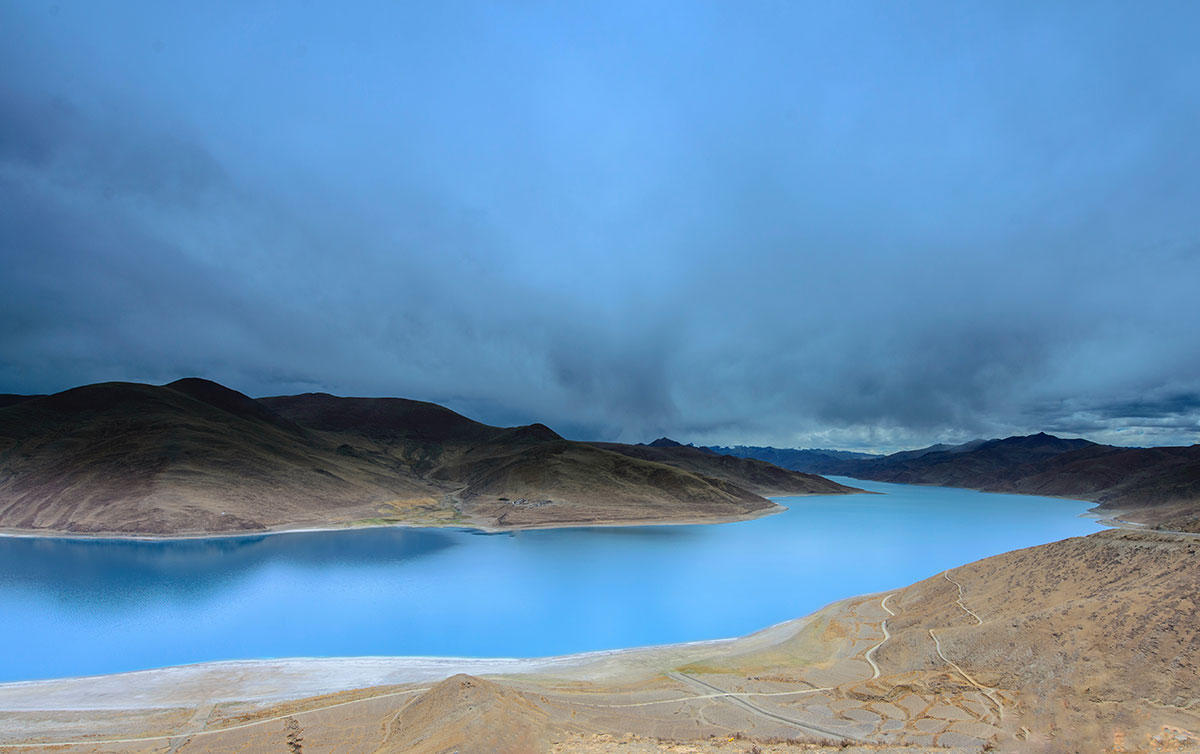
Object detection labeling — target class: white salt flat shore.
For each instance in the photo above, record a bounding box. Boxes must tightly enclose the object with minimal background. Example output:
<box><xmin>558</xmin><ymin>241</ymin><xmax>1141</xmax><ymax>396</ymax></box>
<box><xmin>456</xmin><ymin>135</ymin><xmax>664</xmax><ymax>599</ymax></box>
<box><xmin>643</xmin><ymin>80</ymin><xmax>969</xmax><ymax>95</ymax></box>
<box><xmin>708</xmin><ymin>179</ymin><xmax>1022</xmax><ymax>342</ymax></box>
<box><xmin>0</xmin><ymin>614</ymin><xmax>815</xmax><ymax>711</ymax></box>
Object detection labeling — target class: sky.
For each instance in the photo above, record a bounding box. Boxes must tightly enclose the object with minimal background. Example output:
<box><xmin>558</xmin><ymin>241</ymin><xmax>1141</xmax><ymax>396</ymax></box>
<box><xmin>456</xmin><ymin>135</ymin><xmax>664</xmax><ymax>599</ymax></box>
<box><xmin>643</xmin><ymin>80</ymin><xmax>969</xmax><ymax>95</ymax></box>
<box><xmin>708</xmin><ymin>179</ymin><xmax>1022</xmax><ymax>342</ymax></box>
<box><xmin>2</xmin><ymin>2</ymin><xmax>1199</xmax><ymax>452</ymax></box>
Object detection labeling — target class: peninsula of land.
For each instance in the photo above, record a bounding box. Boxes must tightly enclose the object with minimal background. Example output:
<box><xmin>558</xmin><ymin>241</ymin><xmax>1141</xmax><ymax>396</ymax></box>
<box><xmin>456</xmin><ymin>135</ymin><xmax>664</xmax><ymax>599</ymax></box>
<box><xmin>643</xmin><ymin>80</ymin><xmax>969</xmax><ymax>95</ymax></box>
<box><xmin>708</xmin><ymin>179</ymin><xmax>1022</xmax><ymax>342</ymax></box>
<box><xmin>0</xmin><ymin>379</ymin><xmax>858</xmax><ymax>537</ymax></box>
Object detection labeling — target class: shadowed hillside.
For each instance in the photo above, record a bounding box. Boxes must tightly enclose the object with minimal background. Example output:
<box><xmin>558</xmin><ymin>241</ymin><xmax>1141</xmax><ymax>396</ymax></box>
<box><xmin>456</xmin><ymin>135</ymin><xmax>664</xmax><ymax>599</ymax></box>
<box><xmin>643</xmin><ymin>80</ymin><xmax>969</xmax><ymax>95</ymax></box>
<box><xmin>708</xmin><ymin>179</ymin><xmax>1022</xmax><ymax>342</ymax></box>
<box><xmin>259</xmin><ymin>393</ymin><xmax>507</xmax><ymax>445</ymax></box>
<box><xmin>262</xmin><ymin>394</ymin><xmax>817</xmax><ymax>530</ymax></box>
<box><xmin>590</xmin><ymin>439</ymin><xmax>861</xmax><ymax>497</ymax></box>
<box><xmin>0</xmin><ymin>380</ymin><xmax>441</xmax><ymax>535</ymax></box>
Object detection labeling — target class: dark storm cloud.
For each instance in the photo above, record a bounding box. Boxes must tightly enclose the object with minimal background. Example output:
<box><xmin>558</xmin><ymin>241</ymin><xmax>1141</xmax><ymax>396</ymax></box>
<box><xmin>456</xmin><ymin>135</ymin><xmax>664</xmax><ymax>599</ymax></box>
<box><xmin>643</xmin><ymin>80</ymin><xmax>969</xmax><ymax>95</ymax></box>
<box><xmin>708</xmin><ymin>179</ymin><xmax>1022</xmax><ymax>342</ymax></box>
<box><xmin>1094</xmin><ymin>393</ymin><xmax>1200</xmax><ymax>421</ymax></box>
<box><xmin>2</xmin><ymin>1</ymin><xmax>1199</xmax><ymax>451</ymax></box>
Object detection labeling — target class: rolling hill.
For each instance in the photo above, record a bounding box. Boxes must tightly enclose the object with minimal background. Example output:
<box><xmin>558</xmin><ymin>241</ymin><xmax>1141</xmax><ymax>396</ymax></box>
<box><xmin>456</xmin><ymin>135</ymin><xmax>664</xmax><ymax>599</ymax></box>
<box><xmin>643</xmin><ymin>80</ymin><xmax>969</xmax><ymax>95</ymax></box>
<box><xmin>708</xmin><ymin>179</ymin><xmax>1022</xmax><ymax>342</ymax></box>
<box><xmin>0</xmin><ymin>379</ymin><xmax>441</xmax><ymax>535</ymax></box>
<box><xmin>589</xmin><ymin>438</ymin><xmax>859</xmax><ymax>497</ymax></box>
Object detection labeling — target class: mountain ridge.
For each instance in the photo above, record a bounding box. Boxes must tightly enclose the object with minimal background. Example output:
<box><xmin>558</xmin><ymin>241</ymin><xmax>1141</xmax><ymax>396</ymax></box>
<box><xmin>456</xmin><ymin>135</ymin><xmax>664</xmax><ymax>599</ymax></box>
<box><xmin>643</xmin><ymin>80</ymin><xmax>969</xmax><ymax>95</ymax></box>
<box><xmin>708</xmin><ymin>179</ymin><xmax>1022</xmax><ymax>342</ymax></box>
<box><xmin>590</xmin><ymin>439</ymin><xmax>859</xmax><ymax>497</ymax></box>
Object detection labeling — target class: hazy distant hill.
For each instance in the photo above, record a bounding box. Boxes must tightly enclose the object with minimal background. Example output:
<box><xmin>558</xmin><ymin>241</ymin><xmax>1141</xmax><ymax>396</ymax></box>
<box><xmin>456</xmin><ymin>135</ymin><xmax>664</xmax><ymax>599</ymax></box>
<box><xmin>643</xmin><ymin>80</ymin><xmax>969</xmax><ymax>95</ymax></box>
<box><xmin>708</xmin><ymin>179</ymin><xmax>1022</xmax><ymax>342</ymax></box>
<box><xmin>865</xmin><ymin>438</ymin><xmax>987</xmax><ymax>463</ymax></box>
<box><xmin>728</xmin><ymin>433</ymin><xmax>1200</xmax><ymax>531</ymax></box>
<box><xmin>0</xmin><ymin>380</ymin><xmax>857</xmax><ymax>536</ymax></box>
<box><xmin>590</xmin><ymin>439</ymin><xmax>859</xmax><ymax>497</ymax></box>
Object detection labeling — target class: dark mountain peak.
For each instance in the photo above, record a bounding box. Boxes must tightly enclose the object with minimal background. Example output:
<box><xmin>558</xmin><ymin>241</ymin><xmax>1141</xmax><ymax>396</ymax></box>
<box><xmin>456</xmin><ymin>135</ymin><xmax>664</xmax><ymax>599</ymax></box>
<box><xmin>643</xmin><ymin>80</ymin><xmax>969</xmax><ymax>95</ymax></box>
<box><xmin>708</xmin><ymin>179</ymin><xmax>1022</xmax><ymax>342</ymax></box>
<box><xmin>502</xmin><ymin>423</ymin><xmax>563</xmax><ymax>443</ymax></box>
<box><xmin>1000</xmin><ymin>432</ymin><xmax>1056</xmax><ymax>443</ymax></box>
<box><xmin>259</xmin><ymin>393</ymin><xmax>498</xmax><ymax>444</ymax></box>
<box><xmin>988</xmin><ymin>432</ymin><xmax>1096</xmax><ymax>451</ymax></box>
<box><xmin>33</xmin><ymin>381</ymin><xmax>171</xmax><ymax>414</ymax></box>
<box><xmin>165</xmin><ymin>378</ymin><xmax>286</xmax><ymax>425</ymax></box>
<box><xmin>646</xmin><ymin>437</ymin><xmax>683</xmax><ymax>447</ymax></box>
<box><xmin>166</xmin><ymin>376</ymin><xmax>232</xmax><ymax>393</ymax></box>
<box><xmin>0</xmin><ymin>379</ymin><xmax>307</xmax><ymax>470</ymax></box>
<box><xmin>1003</xmin><ymin>431</ymin><xmax>1057</xmax><ymax>443</ymax></box>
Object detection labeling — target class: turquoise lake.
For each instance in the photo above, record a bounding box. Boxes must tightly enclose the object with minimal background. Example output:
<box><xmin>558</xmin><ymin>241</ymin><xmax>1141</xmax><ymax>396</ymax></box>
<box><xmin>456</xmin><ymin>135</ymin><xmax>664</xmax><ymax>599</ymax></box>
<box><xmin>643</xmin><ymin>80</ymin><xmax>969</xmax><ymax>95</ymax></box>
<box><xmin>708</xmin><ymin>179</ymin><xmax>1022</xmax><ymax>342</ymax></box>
<box><xmin>0</xmin><ymin>478</ymin><xmax>1100</xmax><ymax>682</ymax></box>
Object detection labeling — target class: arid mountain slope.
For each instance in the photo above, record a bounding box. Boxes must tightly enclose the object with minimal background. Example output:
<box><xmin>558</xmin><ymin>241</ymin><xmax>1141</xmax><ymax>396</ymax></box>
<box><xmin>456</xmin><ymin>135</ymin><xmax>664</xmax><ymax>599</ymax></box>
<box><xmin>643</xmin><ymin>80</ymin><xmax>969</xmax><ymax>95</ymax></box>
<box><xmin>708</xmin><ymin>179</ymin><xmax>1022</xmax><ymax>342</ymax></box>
<box><xmin>590</xmin><ymin>439</ymin><xmax>861</xmax><ymax>496</ymax></box>
<box><xmin>259</xmin><ymin>393</ymin><xmax>507</xmax><ymax>445</ymax></box>
<box><xmin>0</xmin><ymin>381</ymin><xmax>856</xmax><ymax>536</ymax></box>
<box><xmin>263</xmin><ymin>393</ymin><xmax>800</xmax><ymax>530</ymax></box>
<box><xmin>0</xmin><ymin>379</ymin><xmax>442</xmax><ymax>535</ymax></box>
<box><xmin>440</xmin><ymin>438</ymin><xmax>777</xmax><ymax>528</ymax></box>
<box><xmin>1001</xmin><ymin>443</ymin><xmax>1200</xmax><ymax>529</ymax></box>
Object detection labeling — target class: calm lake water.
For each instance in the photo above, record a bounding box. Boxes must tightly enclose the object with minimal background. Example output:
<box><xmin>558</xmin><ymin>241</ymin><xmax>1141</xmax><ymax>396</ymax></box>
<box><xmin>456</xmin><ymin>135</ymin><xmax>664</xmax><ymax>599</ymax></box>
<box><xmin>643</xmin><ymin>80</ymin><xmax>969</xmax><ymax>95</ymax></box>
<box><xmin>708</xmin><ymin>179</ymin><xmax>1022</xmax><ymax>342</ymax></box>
<box><xmin>0</xmin><ymin>478</ymin><xmax>1099</xmax><ymax>682</ymax></box>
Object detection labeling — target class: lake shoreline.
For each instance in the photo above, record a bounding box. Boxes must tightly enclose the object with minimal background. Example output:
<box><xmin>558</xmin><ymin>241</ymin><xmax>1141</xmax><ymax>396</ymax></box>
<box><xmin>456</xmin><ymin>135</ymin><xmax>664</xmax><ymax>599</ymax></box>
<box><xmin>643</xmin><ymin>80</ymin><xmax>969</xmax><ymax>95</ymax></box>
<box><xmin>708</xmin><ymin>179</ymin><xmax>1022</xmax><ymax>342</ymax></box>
<box><xmin>0</xmin><ymin>608</ymin><xmax>822</xmax><ymax>709</ymax></box>
<box><xmin>0</xmin><ymin>501</ymin><xmax>789</xmax><ymax>543</ymax></box>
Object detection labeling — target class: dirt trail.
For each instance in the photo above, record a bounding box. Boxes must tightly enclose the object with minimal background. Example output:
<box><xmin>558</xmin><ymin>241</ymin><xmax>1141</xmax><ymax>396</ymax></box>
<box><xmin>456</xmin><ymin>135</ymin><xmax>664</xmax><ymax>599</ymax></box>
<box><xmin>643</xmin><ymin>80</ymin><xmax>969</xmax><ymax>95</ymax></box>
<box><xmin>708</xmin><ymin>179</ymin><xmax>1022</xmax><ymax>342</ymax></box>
<box><xmin>862</xmin><ymin>592</ymin><xmax>894</xmax><ymax>679</ymax></box>
<box><xmin>927</xmin><ymin>569</ymin><xmax>1005</xmax><ymax>724</ymax></box>
<box><xmin>943</xmin><ymin>570</ymin><xmax>983</xmax><ymax>625</ymax></box>
<box><xmin>665</xmin><ymin>671</ymin><xmax>860</xmax><ymax>743</ymax></box>
<box><xmin>164</xmin><ymin>701</ymin><xmax>215</xmax><ymax>754</ymax></box>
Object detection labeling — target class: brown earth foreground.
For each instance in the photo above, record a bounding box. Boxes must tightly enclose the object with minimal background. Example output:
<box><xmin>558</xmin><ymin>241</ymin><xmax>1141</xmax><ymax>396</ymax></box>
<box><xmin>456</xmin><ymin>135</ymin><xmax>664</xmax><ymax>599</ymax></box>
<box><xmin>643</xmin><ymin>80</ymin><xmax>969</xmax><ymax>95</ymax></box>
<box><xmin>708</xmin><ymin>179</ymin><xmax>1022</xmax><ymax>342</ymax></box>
<box><xmin>1</xmin><ymin>528</ymin><xmax>1196</xmax><ymax>753</ymax></box>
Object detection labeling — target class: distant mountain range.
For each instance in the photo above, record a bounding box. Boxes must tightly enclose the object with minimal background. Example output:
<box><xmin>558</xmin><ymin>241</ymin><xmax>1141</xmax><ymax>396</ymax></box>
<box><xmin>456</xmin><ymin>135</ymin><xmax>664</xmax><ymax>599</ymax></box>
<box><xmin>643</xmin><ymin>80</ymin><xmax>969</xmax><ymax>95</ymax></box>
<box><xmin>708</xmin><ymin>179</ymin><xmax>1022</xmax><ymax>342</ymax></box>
<box><xmin>0</xmin><ymin>379</ymin><xmax>858</xmax><ymax>536</ymax></box>
<box><xmin>715</xmin><ymin>433</ymin><xmax>1200</xmax><ymax>531</ymax></box>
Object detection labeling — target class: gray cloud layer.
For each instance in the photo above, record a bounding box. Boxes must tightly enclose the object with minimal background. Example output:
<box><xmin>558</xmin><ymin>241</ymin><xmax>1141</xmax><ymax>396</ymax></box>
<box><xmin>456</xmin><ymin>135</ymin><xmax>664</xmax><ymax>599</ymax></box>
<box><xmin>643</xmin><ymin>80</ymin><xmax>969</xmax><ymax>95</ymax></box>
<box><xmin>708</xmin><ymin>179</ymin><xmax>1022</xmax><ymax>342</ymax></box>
<box><xmin>2</xmin><ymin>2</ymin><xmax>1199</xmax><ymax>451</ymax></box>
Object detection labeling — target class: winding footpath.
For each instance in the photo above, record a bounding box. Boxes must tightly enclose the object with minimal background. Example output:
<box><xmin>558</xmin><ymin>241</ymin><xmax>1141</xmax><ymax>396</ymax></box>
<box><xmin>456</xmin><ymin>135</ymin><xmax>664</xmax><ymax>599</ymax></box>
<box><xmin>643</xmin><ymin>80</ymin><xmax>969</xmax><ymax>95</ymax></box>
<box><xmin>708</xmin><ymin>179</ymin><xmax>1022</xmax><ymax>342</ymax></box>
<box><xmin>863</xmin><ymin>592</ymin><xmax>895</xmax><ymax>679</ymax></box>
<box><xmin>943</xmin><ymin>570</ymin><xmax>984</xmax><ymax>625</ymax></box>
<box><xmin>929</xmin><ymin>569</ymin><xmax>1006</xmax><ymax>724</ymax></box>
